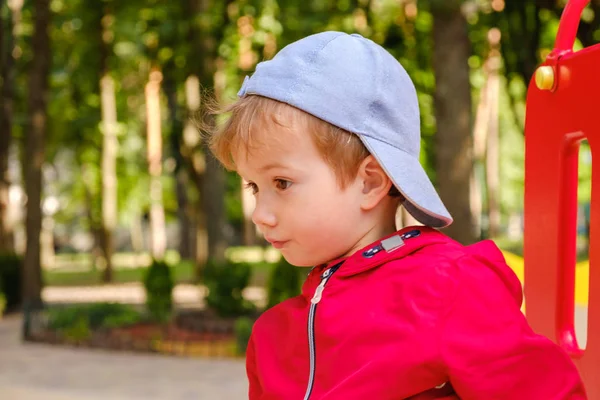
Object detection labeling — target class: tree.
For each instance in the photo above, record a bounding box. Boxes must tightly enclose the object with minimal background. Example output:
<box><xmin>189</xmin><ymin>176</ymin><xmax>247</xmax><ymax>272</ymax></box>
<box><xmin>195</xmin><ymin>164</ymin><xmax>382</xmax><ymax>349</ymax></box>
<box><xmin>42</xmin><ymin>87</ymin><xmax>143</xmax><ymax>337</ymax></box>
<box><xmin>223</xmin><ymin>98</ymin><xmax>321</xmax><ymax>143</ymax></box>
<box><xmin>180</xmin><ymin>0</ymin><xmax>230</xmax><ymax>277</ymax></box>
<box><xmin>0</xmin><ymin>0</ymin><xmax>20</xmax><ymax>253</ymax></box>
<box><xmin>23</xmin><ymin>0</ymin><xmax>51</xmax><ymax>308</ymax></box>
<box><xmin>145</xmin><ymin>69</ymin><xmax>167</xmax><ymax>259</ymax></box>
<box><xmin>430</xmin><ymin>0</ymin><xmax>476</xmax><ymax>244</ymax></box>
<box><xmin>0</xmin><ymin>0</ymin><xmax>11</xmax><ymax>253</ymax></box>
<box><xmin>99</xmin><ymin>2</ymin><xmax>118</xmax><ymax>281</ymax></box>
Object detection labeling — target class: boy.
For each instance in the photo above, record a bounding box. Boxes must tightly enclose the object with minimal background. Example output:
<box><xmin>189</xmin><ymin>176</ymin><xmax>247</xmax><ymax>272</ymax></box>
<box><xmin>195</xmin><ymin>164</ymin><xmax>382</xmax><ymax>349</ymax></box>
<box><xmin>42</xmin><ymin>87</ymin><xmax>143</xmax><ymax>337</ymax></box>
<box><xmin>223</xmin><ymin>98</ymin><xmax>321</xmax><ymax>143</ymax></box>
<box><xmin>208</xmin><ymin>31</ymin><xmax>586</xmax><ymax>399</ymax></box>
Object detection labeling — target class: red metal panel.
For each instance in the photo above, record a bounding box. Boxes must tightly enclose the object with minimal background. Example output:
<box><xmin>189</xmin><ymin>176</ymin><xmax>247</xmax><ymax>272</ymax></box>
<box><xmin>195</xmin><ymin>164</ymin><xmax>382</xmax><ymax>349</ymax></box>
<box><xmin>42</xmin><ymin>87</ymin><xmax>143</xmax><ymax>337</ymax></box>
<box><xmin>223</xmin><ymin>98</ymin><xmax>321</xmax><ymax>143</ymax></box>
<box><xmin>524</xmin><ymin>0</ymin><xmax>600</xmax><ymax>396</ymax></box>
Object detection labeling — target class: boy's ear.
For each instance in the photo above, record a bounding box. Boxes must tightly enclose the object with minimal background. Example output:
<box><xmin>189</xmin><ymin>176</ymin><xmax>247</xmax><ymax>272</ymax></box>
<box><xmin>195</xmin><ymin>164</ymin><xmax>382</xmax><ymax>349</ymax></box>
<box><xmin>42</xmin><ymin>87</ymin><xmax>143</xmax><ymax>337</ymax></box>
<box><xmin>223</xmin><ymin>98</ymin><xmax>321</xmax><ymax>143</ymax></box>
<box><xmin>357</xmin><ymin>155</ymin><xmax>394</xmax><ymax>211</ymax></box>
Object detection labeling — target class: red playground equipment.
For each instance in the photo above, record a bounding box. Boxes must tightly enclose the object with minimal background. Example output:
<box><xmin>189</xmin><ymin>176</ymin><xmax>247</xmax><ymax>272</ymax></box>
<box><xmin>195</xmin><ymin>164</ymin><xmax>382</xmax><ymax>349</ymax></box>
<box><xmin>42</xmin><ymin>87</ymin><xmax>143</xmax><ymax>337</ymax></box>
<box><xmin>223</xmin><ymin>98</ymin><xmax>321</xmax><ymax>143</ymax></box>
<box><xmin>524</xmin><ymin>0</ymin><xmax>600</xmax><ymax>396</ymax></box>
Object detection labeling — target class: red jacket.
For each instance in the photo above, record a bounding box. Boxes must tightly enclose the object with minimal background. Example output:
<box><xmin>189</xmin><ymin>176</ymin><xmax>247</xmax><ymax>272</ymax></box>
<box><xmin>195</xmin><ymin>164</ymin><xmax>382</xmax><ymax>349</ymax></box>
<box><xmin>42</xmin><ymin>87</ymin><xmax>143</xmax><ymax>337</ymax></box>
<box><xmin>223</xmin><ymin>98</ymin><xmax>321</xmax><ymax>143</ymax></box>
<box><xmin>246</xmin><ymin>226</ymin><xmax>586</xmax><ymax>399</ymax></box>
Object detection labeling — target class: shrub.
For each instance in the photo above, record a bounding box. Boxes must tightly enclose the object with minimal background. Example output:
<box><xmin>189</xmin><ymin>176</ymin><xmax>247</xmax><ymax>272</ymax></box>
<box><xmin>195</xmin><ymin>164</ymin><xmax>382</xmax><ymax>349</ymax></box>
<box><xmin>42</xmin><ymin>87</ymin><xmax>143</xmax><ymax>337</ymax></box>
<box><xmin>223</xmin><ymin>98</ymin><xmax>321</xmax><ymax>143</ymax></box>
<box><xmin>0</xmin><ymin>274</ymin><xmax>4</xmax><ymax>318</ymax></box>
<box><xmin>0</xmin><ymin>293</ymin><xmax>5</xmax><ymax>319</ymax></box>
<box><xmin>203</xmin><ymin>259</ymin><xmax>255</xmax><ymax>317</ymax></box>
<box><xmin>266</xmin><ymin>257</ymin><xmax>303</xmax><ymax>309</ymax></box>
<box><xmin>47</xmin><ymin>303</ymin><xmax>142</xmax><ymax>333</ymax></box>
<box><xmin>0</xmin><ymin>253</ymin><xmax>22</xmax><ymax>311</ymax></box>
<box><xmin>62</xmin><ymin>317</ymin><xmax>91</xmax><ymax>342</ymax></box>
<box><xmin>143</xmin><ymin>259</ymin><xmax>174</xmax><ymax>323</ymax></box>
<box><xmin>234</xmin><ymin>316</ymin><xmax>254</xmax><ymax>355</ymax></box>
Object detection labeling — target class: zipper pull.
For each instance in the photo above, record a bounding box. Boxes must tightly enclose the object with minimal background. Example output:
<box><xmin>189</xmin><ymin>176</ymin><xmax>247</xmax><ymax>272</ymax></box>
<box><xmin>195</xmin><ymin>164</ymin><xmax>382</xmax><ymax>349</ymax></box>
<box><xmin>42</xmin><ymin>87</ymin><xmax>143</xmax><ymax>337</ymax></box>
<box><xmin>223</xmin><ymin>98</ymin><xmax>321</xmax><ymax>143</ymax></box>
<box><xmin>310</xmin><ymin>262</ymin><xmax>343</xmax><ymax>304</ymax></box>
<box><xmin>311</xmin><ymin>279</ymin><xmax>327</xmax><ymax>304</ymax></box>
<box><xmin>311</xmin><ymin>268</ymin><xmax>332</xmax><ymax>304</ymax></box>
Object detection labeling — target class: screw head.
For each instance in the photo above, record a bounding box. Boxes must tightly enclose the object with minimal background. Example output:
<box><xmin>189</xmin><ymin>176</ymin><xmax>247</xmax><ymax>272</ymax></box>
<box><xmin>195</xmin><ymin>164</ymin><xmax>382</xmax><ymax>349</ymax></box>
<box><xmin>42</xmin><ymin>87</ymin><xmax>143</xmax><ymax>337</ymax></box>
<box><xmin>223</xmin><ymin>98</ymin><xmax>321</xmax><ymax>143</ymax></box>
<box><xmin>535</xmin><ymin>65</ymin><xmax>555</xmax><ymax>91</ymax></box>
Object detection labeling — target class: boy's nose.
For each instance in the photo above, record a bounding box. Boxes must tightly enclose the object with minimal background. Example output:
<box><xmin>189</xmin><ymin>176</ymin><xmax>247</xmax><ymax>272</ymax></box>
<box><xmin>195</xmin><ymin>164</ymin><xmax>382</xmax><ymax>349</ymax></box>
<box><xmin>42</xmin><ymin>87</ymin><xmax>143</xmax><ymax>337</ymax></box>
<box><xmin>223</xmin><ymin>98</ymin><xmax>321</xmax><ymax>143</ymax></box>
<box><xmin>252</xmin><ymin>201</ymin><xmax>277</xmax><ymax>228</ymax></box>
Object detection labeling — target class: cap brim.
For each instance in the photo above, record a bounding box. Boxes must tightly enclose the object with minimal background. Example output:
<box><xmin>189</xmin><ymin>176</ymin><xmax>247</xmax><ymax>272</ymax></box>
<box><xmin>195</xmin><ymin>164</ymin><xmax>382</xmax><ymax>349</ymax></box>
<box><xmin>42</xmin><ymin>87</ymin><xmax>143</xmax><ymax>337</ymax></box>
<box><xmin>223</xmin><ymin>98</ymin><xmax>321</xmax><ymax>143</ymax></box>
<box><xmin>361</xmin><ymin>135</ymin><xmax>453</xmax><ymax>228</ymax></box>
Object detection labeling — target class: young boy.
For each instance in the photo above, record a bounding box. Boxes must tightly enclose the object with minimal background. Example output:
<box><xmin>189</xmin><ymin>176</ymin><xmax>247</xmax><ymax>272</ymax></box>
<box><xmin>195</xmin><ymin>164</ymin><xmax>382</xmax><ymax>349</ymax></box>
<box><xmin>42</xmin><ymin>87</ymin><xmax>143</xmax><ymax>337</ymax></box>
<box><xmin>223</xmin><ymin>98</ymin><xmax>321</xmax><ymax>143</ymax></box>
<box><xmin>208</xmin><ymin>32</ymin><xmax>586</xmax><ymax>399</ymax></box>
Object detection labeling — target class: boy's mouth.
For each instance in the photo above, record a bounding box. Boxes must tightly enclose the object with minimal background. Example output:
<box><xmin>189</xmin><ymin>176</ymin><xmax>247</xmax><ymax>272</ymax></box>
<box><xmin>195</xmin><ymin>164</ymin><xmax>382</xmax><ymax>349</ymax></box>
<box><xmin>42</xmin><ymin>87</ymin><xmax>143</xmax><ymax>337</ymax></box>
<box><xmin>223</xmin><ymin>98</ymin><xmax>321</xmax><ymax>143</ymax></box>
<box><xmin>266</xmin><ymin>237</ymin><xmax>289</xmax><ymax>249</ymax></box>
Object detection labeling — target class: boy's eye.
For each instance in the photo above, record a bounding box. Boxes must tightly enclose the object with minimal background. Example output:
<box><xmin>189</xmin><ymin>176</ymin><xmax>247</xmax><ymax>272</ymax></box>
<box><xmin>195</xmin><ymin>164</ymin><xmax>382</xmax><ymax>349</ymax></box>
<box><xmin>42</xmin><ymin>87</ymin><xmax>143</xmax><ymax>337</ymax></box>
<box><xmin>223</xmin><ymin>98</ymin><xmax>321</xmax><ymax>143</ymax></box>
<box><xmin>244</xmin><ymin>181</ymin><xmax>258</xmax><ymax>195</ymax></box>
<box><xmin>274</xmin><ymin>179</ymin><xmax>292</xmax><ymax>191</ymax></box>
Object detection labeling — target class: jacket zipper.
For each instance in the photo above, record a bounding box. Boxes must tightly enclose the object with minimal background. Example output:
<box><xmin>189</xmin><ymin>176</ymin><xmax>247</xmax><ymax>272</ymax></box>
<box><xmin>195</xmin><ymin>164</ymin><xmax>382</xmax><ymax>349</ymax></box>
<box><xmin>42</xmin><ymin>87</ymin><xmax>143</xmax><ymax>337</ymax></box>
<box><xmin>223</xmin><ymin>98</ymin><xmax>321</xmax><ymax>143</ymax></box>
<box><xmin>303</xmin><ymin>261</ymin><xmax>344</xmax><ymax>400</ymax></box>
<box><xmin>302</xmin><ymin>230</ymin><xmax>422</xmax><ymax>400</ymax></box>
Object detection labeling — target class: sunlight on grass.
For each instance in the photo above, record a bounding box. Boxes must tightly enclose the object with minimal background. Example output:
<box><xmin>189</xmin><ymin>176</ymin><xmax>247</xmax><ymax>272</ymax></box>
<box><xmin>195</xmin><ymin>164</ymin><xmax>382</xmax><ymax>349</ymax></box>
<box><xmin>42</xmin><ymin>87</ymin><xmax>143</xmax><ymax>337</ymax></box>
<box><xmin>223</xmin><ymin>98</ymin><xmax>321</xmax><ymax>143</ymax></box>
<box><xmin>44</xmin><ymin>248</ymin><xmax>278</xmax><ymax>287</ymax></box>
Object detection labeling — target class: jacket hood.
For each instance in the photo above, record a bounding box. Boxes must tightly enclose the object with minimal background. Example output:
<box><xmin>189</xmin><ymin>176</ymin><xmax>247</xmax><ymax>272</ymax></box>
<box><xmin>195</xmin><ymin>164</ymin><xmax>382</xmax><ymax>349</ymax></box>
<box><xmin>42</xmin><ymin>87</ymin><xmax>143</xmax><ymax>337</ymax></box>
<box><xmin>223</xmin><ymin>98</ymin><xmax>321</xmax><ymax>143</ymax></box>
<box><xmin>463</xmin><ymin>239</ymin><xmax>524</xmax><ymax>307</ymax></box>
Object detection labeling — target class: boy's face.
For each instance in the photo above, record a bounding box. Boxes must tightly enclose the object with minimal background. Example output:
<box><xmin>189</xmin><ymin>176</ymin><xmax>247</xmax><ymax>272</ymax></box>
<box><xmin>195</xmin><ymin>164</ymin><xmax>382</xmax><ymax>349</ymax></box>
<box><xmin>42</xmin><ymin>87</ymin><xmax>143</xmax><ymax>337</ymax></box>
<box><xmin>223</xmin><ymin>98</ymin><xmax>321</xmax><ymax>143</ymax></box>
<box><xmin>233</xmin><ymin>112</ymin><xmax>368</xmax><ymax>267</ymax></box>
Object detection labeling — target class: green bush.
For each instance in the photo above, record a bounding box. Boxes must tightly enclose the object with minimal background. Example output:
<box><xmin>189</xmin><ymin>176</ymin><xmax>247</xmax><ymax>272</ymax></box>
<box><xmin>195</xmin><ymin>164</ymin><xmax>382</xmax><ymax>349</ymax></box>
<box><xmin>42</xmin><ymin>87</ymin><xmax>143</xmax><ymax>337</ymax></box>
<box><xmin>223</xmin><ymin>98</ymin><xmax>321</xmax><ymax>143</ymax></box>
<box><xmin>234</xmin><ymin>317</ymin><xmax>254</xmax><ymax>355</ymax></box>
<box><xmin>266</xmin><ymin>257</ymin><xmax>303</xmax><ymax>309</ymax></box>
<box><xmin>0</xmin><ymin>274</ymin><xmax>4</xmax><ymax>318</ymax></box>
<box><xmin>48</xmin><ymin>303</ymin><xmax>142</xmax><ymax>332</ymax></box>
<box><xmin>203</xmin><ymin>259</ymin><xmax>255</xmax><ymax>317</ymax></box>
<box><xmin>143</xmin><ymin>259</ymin><xmax>174</xmax><ymax>323</ymax></box>
<box><xmin>0</xmin><ymin>253</ymin><xmax>22</xmax><ymax>311</ymax></box>
<box><xmin>62</xmin><ymin>317</ymin><xmax>91</xmax><ymax>342</ymax></box>
<box><xmin>0</xmin><ymin>292</ymin><xmax>6</xmax><ymax>319</ymax></box>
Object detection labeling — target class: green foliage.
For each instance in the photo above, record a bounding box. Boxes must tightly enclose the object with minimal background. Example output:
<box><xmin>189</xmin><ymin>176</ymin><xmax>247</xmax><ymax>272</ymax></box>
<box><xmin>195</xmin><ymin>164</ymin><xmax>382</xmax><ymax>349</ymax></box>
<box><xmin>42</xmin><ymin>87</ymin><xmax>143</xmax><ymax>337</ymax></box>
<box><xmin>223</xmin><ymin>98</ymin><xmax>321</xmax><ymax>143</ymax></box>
<box><xmin>266</xmin><ymin>257</ymin><xmax>303</xmax><ymax>309</ymax></box>
<box><xmin>101</xmin><ymin>309</ymin><xmax>144</xmax><ymax>329</ymax></box>
<box><xmin>22</xmin><ymin>0</ymin><xmax>590</xmax><ymax>260</ymax></box>
<box><xmin>225</xmin><ymin>171</ymin><xmax>244</xmax><ymax>228</ymax></box>
<box><xmin>203</xmin><ymin>258</ymin><xmax>255</xmax><ymax>317</ymax></box>
<box><xmin>0</xmin><ymin>259</ymin><xmax>5</xmax><ymax>318</ymax></box>
<box><xmin>0</xmin><ymin>260</ymin><xmax>5</xmax><ymax>317</ymax></box>
<box><xmin>0</xmin><ymin>292</ymin><xmax>6</xmax><ymax>318</ymax></box>
<box><xmin>47</xmin><ymin>303</ymin><xmax>142</xmax><ymax>334</ymax></box>
<box><xmin>62</xmin><ymin>317</ymin><xmax>92</xmax><ymax>342</ymax></box>
<box><xmin>0</xmin><ymin>253</ymin><xmax>22</xmax><ymax>311</ymax></box>
<box><xmin>143</xmin><ymin>260</ymin><xmax>174</xmax><ymax>323</ymax></box>
<box><xmin>234</xmin><ymin>316</ymin><xmax>254</xmax><ymax>355</ymax></box>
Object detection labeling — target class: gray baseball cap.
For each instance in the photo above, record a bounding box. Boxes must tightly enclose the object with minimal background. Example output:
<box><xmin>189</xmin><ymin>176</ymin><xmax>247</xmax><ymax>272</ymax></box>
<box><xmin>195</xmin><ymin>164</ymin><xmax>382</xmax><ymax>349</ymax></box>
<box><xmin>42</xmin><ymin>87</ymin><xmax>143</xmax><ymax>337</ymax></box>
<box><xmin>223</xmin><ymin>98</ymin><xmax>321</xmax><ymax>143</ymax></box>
<box><xmin>237</xmin><ymin>31</ymin><xmax>452</xmax><ymax>228</ymax></box>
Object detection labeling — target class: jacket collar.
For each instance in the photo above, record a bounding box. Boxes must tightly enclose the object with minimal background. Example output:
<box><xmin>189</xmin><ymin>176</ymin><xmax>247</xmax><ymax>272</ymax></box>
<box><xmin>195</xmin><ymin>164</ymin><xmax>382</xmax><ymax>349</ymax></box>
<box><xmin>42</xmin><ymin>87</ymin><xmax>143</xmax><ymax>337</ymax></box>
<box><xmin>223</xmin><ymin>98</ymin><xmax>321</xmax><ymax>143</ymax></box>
<box><xmin>323</xmin><ymin>226</ymin><xmax>449</xmax><ymax>278</ymax></box>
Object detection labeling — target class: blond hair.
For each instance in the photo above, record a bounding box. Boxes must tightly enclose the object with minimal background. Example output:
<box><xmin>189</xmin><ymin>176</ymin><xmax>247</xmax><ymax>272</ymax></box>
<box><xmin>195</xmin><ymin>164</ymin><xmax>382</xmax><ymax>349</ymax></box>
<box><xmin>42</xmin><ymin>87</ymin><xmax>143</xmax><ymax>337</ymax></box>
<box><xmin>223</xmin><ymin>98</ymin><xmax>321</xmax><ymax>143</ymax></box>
<box><xmin>208</xmin><ymin>95</ymin><xmax>371</xmax><ymax>188</ymax></box>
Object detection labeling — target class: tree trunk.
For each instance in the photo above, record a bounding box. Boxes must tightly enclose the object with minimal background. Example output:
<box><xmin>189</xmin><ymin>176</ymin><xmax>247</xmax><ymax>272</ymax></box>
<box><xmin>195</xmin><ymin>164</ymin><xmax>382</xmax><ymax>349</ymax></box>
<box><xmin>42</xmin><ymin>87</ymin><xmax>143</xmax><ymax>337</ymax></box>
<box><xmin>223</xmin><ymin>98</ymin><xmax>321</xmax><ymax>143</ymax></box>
<box><xmin>470</xmin><ymin>66</ymin><xmax>489</xmax><ymax>239</ymax></box>
<box><xmin>176</xmin><ymin>170</ymin><xmax>192</xmax><ymax>259</ymax></box>
<box><xmin>184</xmin><ymin>0</ymin><xmax>232</xmax><ymax>275</ymax></box>
<box><xmin>431</xmin><ymin>1</ymin><xmax>476</xmax><ymax>245</ymax></box>
<box><xmin>204</xmin><ymin>59</ymin><xmax>227</xmax><ymax>263</ymax></box>
<box><xmin>83</xmin><ymin>173</ymin><xmax>102</xmax><ymax>271</ymax></box>
<box><xmin>181</xmin><ymin>74</ymin><xmax>206</xmax><ymax>273</ymax></box>
<box><xmin>129</xmin><ymin>213</ymin><xmax>144</xmax><ymax>254</ymax></box>
<box><xmin>203</xmin><ymin>148</ymin><xmax>226</xmax><ymax>262</ymax></box>
<box><xmin>98</xmin><ymin>5</ymin><xmax>117</xmax><ymax>282</ymax></box>
<box><xmin>471</xmin><ymin>28</ymin><xmax>502</xmax><ymax>239</ymax></box>
<box><xmin>0</xmin><ymin>6</ymin><xmax>10</xmax><ymax>253</ymax></box>
<box><xmin>0</xmin><ymin>0</ymin><xmax>18</xmax><ymax>253</ymax></box>
<box><xmin>145</xmin><ymin>70</ymin><xmax>166</xmax><ymax>260</ymax></box>
<box><xmin>183</xmin><ymin>1</ymin><xmax>207</xmax><ymax>280</ymax></box>
<box><xmin>40</xmin><ymin>215</ymin><xmax>54</xmax><ymax>268</ymax></box>
<box><xmin>23</xmin><ymin>0</ymin><xmax>50</xmax><ymax>309</ymax></box>
<box><xmin>100</xmin><ymin>75</ymin><xmax>117</xmax><ymax>281</ymax></box>
<box><xmin>485</xmin><ymin>42</ymin><xmax>501</xmax><ymax>238</ymax></box>
<box><xmin>165</xmin><ymin>73</ymin><xmax>192</xmax><ymax>260</ymax></box>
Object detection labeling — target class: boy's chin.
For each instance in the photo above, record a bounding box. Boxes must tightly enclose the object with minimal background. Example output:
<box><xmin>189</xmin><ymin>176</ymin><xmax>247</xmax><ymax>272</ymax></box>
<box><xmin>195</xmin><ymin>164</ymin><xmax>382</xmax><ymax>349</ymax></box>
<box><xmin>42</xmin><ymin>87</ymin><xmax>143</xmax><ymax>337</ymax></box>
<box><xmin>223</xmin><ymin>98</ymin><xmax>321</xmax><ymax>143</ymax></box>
<box><xmin>281</xmin><ymin>254</ymin><xmax>318</xmax><ymax>268</ymax></box>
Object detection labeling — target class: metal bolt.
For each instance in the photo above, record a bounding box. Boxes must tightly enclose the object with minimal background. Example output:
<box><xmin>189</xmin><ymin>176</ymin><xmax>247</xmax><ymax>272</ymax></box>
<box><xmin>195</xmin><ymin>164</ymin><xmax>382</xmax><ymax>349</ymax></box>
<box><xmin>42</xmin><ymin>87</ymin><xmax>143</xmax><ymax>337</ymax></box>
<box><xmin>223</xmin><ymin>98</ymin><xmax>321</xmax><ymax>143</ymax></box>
<box><xmin>535</xmin><ymin>65</ymin><xmax>555</xmax><ymax>91</ymax></box>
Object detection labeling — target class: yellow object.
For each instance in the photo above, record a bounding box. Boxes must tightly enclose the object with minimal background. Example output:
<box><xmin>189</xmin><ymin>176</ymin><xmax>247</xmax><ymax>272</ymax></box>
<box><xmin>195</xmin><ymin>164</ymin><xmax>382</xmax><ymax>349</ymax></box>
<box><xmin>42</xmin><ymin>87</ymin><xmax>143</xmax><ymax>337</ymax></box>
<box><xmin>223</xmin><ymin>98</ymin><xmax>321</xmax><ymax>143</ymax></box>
<box><xmin>535</xmin><ymin>65</ymin><xmax>555</xmax><ymax>90</ymax></box>
<box><xmin>501</xmin><ymin>250</ymin><xmax>589</xmax><ymax>306</ymax></box>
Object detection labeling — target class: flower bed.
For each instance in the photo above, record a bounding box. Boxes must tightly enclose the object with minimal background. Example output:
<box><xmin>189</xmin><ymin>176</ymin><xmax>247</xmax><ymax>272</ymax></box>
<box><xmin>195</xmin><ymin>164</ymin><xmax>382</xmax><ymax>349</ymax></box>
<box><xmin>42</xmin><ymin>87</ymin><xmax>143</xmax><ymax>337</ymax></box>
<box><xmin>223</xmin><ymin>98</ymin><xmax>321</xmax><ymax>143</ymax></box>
<box><xmin>24</xmin><ymin>305</ymin><xmax>258</xmax><ymax>358</ymax></box>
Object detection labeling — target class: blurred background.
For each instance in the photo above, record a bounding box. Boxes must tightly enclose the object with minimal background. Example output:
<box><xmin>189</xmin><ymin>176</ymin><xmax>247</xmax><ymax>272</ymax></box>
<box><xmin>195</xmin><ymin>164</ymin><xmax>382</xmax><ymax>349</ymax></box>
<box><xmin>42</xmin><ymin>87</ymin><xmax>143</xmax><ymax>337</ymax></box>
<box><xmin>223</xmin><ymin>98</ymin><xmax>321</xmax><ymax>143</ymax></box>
<box><xmin>0</xmin><ymin>0</ymin><xmax>595</xmax><ymax>398</ymax></box>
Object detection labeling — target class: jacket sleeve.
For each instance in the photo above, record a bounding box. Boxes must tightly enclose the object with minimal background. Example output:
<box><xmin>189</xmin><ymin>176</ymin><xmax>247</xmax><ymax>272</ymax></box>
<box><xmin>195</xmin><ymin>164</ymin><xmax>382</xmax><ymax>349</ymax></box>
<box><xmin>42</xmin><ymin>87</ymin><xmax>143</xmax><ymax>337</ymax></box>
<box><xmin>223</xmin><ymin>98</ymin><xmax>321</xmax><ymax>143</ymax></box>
<box><xmin>439</xmin><ymin>255</ymin><xmax>587</xmax><ymax>399</ymax></box>
<box><xmin>246</xmin><ymin>333</ymin><xmax>263</xmax><ymax>400</ymax></box>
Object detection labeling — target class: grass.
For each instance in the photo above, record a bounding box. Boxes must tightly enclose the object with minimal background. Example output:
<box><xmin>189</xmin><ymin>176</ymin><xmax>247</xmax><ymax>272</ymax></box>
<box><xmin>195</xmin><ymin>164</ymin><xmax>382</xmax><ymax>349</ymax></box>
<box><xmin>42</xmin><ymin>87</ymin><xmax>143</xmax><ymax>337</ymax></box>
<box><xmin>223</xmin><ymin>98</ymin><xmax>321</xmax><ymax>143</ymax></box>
<box><xmin>43</xmin><ymin>262</ymin><xmax>196</xmax><ymax>287</ymax></box>
<box><xmin>44</xmin><ymin>255</ymin><xmax>276</xmax><ymax>287</ymax></box>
